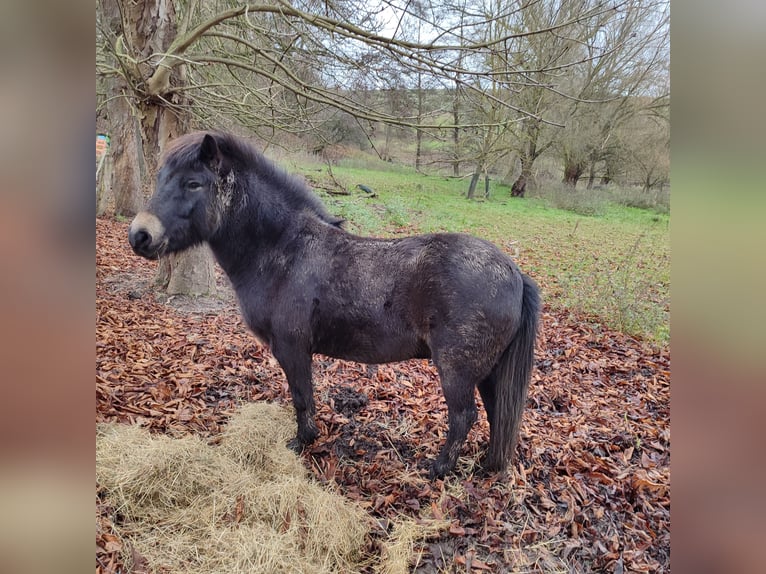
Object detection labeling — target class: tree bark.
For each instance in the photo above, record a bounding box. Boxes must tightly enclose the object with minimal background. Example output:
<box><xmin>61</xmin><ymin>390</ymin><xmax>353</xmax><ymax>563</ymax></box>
<box><xmin>511</xmin><ymin>152</ymin><xmax>534</xmax><ymax>197</ymax></box>
<box><xmin>562</xmin><ymin>158</ymin><xmax>585</xmax><ymax>187</ymax></box>
<box><xmin>96</xmin><ymin>137</ymin><xmax>113</xmax><ymax>216</ymax></box>
<box><xmin>157</xmin><ymin>245</ymin><xmax>217</xmax><ymax>295</ymax></box>
<box><xmin>510</xmin><ymin>175</ymin><xmax>526</xmax><ymax>198</ymax></box>
<box><xmin>467</xmin><ymin>171</ymin><xmax>481</xmax><ymax>199</ymax></box>
<box><xmin>99</xmin><ymin>0</ymin><xmax>216</xmax><ymax>296</ymax></box>
<box><xmin>452</xmin><ymin>82</ymin><xmax>461</xmax><ymax>177</ymax></box>
<box><xmin>586</xmin><ymin>160</ymin><xmax>597</xmax><ymax>190</ymax></box>
<box><xmin>643</xmin><ymin>167</ymin><xmax>656</xmax><ymax>192</ymax></box>
<box><xmin>511</xmin><ymin>122</ymin><xmax>540</xmax><ymax>198</ymax></box>
<box><xmin>106</xmin><ymin>85</ymin><xmax>145</xmax><ymax>217</ymax></box>
<box><xmin>415</xmin><ymin>71</ymin><xmax>423</xmax><ymax>172</ymax></box>
<box><xmin>415</xmin><ymin>127</ymin><xmax>423</xmax><ymax>172</ymax></box>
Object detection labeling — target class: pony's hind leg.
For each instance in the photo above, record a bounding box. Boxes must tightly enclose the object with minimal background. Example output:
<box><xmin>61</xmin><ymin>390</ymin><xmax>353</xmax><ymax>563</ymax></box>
<box><xmin>478</xmin><ymin>374</ymin><xmax>506</xmax><ymax>472</ymax></box>
<box><xmin>478</xmin><ymin>375</ymin><xmax>497</xmax><ymax>435</ymax></box>
<box><xmin>271</xmin><ymin>342</ymin><xmax>319</xmax><ymax>451</ymax></box>
<box><xmin>477</xmin><ymin>374</ymin><xmax>497</xmax><ymax>435</ymax></box>
<box><xmin>431</xmin><ymin>367</ymin><xmax>479</xmax><ymax>479</ymax></box>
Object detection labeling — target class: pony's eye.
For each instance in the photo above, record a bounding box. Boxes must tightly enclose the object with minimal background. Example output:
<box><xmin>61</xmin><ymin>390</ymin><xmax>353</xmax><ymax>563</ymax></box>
<box><xmin>187</xmin><ymin>181</ymin><xmax>203</xmax><ymax>192</ymax></box>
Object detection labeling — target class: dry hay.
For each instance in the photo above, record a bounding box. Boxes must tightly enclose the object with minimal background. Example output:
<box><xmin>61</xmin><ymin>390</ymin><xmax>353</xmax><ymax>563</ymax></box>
<box><xmin>374</xmin><ymin>518</ymin><xmax>449</xmax><ymax>574</ymax></box>
<box><xmin>97</xmin><ymin>402</ymin><xmax>443</xmax><ymax>573</ymax></box>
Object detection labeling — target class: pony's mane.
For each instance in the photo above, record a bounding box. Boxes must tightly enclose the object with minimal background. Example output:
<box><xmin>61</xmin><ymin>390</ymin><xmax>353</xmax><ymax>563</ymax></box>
<box><xmin>161</xmin><ymin>131</ymin><xmax>259</xmax><ymax>171</ymax></box>
<box><xmin>161</xmin><ymin>131</ymin><xmax>342</xmax><ymax>226</ymax></box>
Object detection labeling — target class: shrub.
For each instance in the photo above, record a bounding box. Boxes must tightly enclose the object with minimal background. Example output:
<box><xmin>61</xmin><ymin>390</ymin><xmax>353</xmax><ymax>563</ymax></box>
<box><xmin>530</xmin><ymin>183</ymin><xmax>610</xmax><ymax>216</ymax></box>
<box><xmin>563</xmin><ymin>232</ymin><xmax>670</xmax><ymax>341</ymax></box>
<box><xmin>609</xmin><ymin>186</ymin><xmax>670</xmax><ymax>214</ymax></box>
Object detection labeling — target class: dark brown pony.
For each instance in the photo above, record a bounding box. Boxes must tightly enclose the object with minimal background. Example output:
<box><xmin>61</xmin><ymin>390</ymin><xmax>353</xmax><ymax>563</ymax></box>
<box><xmin>129</xmin><ymin>132</ymin><xmax>540</xmax><ymax>478</ymax></box>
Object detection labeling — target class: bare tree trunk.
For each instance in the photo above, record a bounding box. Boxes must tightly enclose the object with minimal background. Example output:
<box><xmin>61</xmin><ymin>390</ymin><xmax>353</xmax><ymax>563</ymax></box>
<box><xmin>563</xmin><ymin>158</ymin><xmax>585</xmax><ymax>187</ymax></box>
<box><xmin>106</xmin><ymin>89</ymin><xmax>144</xmax><ymax>217</ymax></box>
<box><xmin>157</xmin><ymin>245</ymin><xmax>217</xmax><ymax>295</ymax></box>
<box><xmin>511</xmin><ymin>153</ymin><xmax>534</xmax><ymax>197</ymax></box>
<box><xmin>467</xmin><ymin>170</ymin><xmax>481</xmax><ymax>199</ymax></box>
<box><xmin>99</xmin><ymin>0</ymin><xmax>215</xmax><ymax>295</ymax></box>
<box><xmin>415</xmin><ymin>128</ymin><xmax>423</xmax><ymax>171</ymax></box>
<box><xmin>510</xmin><ymin>175</ymin><xmax>526</xmax><ymax>198</ymax></box>
<box><xmin>643</xmin><ymin>168</ymin><xmax>656</xmax><ymax>192</ymax></box>
<box><xmin>562</xmin><ymin>141</ymin><xmax>588</xmax><ymax>188</ymax></box>
<box><xmin>96</xmin><ymin>137</ymin><xmax>113</xmax><ymax>216</ymax></box>
<box><xmin>511</xmin><ymin>121</ymin><xmax>540</xmax><ymax>198</ymax></box>
<box><xmin>415</xmin><ymin>72</ymin><xmax>423</xmax><ymax>172</ymax></box>
<box><xmin>452</xmin><ymin>92</ymin><xmax>461</xmax><ymax>176</ymax></box>
<box><xmin>586</xmin><ymin>160</ymin><xmax>597</xmax><ymax>190</ymax></box>
<box><xmin>452</xmin><ymin>111</ymin><xmax>460</xmax><ymax>177</ymax></box>
<box><xmin>601</xmin><ymin>152</ymin><xmax>618</xmax><ymax>185</ymax></box>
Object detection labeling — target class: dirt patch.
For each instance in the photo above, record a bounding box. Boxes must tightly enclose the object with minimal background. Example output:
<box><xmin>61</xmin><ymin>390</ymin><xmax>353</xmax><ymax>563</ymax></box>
<box><xmin>330</xmin><ymin>385</ymin><xmax>369</xmax><ymax>416</ymax></box>
<box><xmin>100</xmin><ymin>254</ymin><xmax>237</xmax><ymax>317</ymax></box>
<box><xmin>161</xmin><ymin>291</ymin><xmax>235</xmax><ymax>315</ymax></box>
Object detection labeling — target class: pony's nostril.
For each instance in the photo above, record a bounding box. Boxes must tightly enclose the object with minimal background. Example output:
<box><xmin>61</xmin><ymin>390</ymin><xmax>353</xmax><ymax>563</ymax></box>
<box><xmin>130</xmin><ymin>229</ymin><xmax>151</xmax><ymax>250</ymax></box>
<box><xmin>129</xmin><ymin>212</ymin><xmax>165</xmax><ymax>259</ymax></box>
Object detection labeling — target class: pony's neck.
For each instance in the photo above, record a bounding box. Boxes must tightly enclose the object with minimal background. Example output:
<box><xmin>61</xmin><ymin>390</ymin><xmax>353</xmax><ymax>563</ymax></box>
<box><xmin>208</xmin><ymin>191</ymin><xmax>314</xmax><ymax>283</ymax></box>
<box><xmin>207</xmin><ymin>159</ymin><xmax>340</xmax><ymax>282</ymax></box>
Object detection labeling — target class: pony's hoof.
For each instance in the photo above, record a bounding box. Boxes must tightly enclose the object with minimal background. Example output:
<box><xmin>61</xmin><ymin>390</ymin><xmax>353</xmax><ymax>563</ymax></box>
<box><xmin>478</xmin><ymin>455</ymin><xmax>501</xmax><ymax>474</ymax></box>
<box><xmin>287</xmin><ymin>437</ymin><xmax>305</xmax><ymax>453</ymax></box>
<box><xmin>429</xmin><ymin>459</ymin><xmax>452</xmax><ymax>480</ymax></box>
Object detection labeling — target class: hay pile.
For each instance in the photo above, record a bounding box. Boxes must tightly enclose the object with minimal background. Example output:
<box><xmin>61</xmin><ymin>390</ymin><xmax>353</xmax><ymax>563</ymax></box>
<box><xmin>99</xmin><ymin>403</ymin><xmax>375</xmax><ymax>573</ymax></box>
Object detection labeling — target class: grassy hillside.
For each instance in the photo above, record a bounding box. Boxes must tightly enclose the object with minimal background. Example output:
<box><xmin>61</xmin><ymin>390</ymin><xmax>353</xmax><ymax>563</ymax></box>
<box><xmin>289</xmin><ymin>159</ymin><xmax>669</xmax><ymax>344</ymax></box>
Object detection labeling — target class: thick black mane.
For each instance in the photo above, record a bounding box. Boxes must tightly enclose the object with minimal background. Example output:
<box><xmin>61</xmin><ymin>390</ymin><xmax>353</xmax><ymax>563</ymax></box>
<box><xmin>163</xmin><ymin>131</ymin><xmax>341</xmax><ymax>226</ymax></box>
<box><xmin>165</xmin><ymin>131</ymin><xmax>343</xmax><ymax>226</ymax></box>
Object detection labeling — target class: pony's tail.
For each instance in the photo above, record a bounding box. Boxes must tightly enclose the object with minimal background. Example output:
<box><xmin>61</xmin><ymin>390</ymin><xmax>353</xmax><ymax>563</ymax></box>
<box><xmin>485</xmin><ymin>273</ymin><xmax>541</xmax><ymax>472</ymax></box>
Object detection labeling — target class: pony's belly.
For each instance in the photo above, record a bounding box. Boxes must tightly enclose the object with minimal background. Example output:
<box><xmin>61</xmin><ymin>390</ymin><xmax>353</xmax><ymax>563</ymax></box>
<box><xmin>313</xmin><ymin>334</ymin><xmax>430</xmax><ymax>364</ymax></box>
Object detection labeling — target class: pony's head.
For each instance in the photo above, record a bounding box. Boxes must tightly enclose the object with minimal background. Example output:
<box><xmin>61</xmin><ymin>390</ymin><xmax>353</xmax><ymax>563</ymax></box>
<box><xmin>129</xmin><ymin>133</ymin><xmax>231</xmax><ymax>259</ymax></box>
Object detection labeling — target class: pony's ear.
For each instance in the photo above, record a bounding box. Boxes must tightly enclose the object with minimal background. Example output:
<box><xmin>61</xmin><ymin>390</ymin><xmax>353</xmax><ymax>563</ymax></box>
<box><xmin>199</xmin><ymin>134</ymin><xmax>221</xmax><ymax>170</ymax></box>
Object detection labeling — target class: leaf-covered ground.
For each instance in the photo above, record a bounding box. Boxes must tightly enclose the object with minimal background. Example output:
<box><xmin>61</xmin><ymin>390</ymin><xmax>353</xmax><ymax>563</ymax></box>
<box><xmin>97</xmin><ymin>216</ymin><xmax>669</xmax><ymax>573</ymax></box>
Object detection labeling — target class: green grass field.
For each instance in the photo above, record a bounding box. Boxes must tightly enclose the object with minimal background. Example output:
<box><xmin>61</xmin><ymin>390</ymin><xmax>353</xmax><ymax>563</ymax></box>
<box><xmin>293</xmin><ymin>161</ymin><xmax>669</xmax><ymax>345</ymax></box>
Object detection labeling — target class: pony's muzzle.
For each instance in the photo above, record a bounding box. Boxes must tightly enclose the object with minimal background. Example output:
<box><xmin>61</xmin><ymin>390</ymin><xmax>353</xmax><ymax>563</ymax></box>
<box><xmin>129</xmin><ymin>212</ymin><xmax>165</xmax><ymax>259</ymax></box>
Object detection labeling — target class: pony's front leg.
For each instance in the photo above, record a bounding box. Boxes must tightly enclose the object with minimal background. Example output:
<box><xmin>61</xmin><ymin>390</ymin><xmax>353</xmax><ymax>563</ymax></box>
<box><xmin>272</xmin><ymin>343</ymin><xmax>319</xmax><ymax>452</ymax></box>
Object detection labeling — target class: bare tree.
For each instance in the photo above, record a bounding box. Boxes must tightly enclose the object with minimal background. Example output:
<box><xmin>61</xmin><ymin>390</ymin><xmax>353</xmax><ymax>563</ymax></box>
<box><xmin>98</xmin><ymin>0</ymin><xmax>216</xmax><ymax>295</ymax></box>
<box><xmin>556</xmin><ymin>0</ymin><xmax>670</xmax><ymax>188</ymax></box>
<box><xmin>433</xmin><ymin>0</ymin><xmax>670</xmax><ymax>196</ymax></box>
<box><xmin>619</xmin><ymin>100</ymin><xmax>670</xmax><ymax>191</ymax></box>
